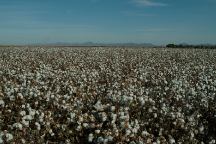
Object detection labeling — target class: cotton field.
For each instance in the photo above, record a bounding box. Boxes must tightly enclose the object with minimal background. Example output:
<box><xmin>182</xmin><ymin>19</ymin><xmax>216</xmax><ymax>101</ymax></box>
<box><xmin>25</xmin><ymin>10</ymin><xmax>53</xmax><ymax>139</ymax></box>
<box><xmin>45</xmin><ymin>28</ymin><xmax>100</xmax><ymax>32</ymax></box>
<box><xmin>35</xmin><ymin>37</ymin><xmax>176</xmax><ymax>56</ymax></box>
<box><xmin>0</xmin><ymin>46</ymin><xmax>216</xmax><ymax>144</ymax></box>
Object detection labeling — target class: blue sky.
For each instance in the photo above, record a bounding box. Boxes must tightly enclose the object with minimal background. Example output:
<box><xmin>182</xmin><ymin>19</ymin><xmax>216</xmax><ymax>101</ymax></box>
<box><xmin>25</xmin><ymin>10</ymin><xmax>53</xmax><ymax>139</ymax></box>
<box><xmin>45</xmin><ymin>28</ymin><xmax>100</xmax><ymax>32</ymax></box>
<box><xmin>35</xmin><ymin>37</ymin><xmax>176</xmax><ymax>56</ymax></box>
<box><xmin>0</xmin><ymin>0</ymin><xmax>216</xmax><ymax>45</ymax></box>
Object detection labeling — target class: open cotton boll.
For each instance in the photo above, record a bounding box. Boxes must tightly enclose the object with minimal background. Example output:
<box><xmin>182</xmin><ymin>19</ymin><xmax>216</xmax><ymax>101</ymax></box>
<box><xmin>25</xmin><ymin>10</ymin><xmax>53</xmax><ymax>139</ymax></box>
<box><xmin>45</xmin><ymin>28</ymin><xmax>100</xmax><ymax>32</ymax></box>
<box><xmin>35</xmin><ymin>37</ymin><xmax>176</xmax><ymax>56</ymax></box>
<box><xmin>88</xmin><ymin>133</ymin><xmax>94</xmax><ymax>142</ymax></box>
<box><xmin>6</xmin><ymin>133</ymin><xmax>13</xmax><ymax>141</ymax></box>
<box><xmin>13</xmin><ymin>123</ymin><xmax>23</xmax><ymax>130</ymax></box>
<box><xmin>94</xmin><ymin>100</ymin><xmax>104</xmax><ymax>111</ymax></box>
<box><xmin>95</xmin><ymin>129</ymin><xmax>100</xmax><ymax>134</ymax></box>
<box><xmin>23</xmin><ymin>115</ymin><xmax>33</xmax><ymax>121</ymax></box>
<box><xmin>35</xmin><ymin>122</ymin><xmax>41</xmax><ymax>130</ymax></box>
<box><xmin>0</xmin><ymin>100</ymin><xmax>4</xmax><ymax>107</ymax></box>
<box><xmin>110</xmin><ymin>106</ymin><xmax>115</xmax><ymax>111</ymax></box>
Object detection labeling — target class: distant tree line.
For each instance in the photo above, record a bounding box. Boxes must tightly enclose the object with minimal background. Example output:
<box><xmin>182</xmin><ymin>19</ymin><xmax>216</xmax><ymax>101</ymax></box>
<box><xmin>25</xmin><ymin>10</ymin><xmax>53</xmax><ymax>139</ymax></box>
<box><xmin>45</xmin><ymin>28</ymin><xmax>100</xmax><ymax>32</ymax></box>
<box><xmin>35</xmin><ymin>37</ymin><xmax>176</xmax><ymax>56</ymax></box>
<box><xmin>166</xmin><ymin>44</ymin><xmax>216</xmax><ymax>49</ymax></box>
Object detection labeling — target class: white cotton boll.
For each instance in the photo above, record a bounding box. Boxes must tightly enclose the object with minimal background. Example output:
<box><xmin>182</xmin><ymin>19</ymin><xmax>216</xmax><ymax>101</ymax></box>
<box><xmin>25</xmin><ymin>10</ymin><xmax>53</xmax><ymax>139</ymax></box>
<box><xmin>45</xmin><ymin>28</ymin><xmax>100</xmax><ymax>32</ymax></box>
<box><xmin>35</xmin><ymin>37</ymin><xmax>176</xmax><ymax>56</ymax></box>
<box><xmin>51</xmin><ymin>95</ymin><xmax>55</xmax><ymax>99</ymax></box>
<box><xmin>29</xmin><ymin>91</ymin><xmax>34</xmax><ymax>97</ymax></box>
<box><xmin>124</xmin><ymin>107</ymin><xmax>129</xmax><ymax>111</ymax></box>
<box><xmin>95</xmin><ymin>129</ymin><xmax>100</xmax><ymax>134</ymax></box>
<box><xmin>46</xmin><ymin>122</ymin><xmax>50</xmax><ymax>126</ymax></box>
<box><xmin>101</xmin><ymin>112</ymin><xmax>107</xmax><ymax>122</ymax></box>
<box><xmin>78</xmin><ymin>116</ymin><xmax>83</xmax><ymax>123</ymax></box>
<box><xmin>139</xmin><ymin>97</ymin><xmax>145</xmax><ymax>105</ymax></box>
<box><xmin>13</xmin><ymin>122</ymin><xmax>23</xmax><ymax>130</ymax></box>
<box><xmin>49</xmin><ymin>129</ymin><xmax>55</xmax><ymax>136</ymax></box>
<box><xmin>148</xmin><ymin>108</ymin><xmax>153</xmax><ymax>113</ymax></box>
<box><xmin>107</xmin><ymin>136</ymin><xmax>113</xmax><ymax>142</ymax></box>
<box><xmin>21</xmin><ymin>138</ymin><xmax>26</xmax><ymax>144</ymax></box>
<box><xmin>14</xmin><ymin>88</ymin><xmax>19</xmax><ymax>92</ymax></box>
<box><xmin>110</xmin><ymin>106</ymin><xmax>115</xmax><ymax>112</ymax></box>
<box><xmin>76</xmin><ymin>125</ymin><xmax>82</xmax><ymax>131</ymax></box>
<box><xmin>88</xmin><ymin>133</ymin><xmax>94</xmax><ymax>142</ymax></box>
<box><xmin>111</xmin><ymin>113</ymin><xmax>117</xmax><ymax>123</ymax></box>
<box><xmin>0</xmin><ymin>100</ymin><xmax>4</xmax><ymax>107</ymax></box>
<box><xmin>125</xmin><ymin>129</ymin><xmax>131</xmax><ymax>136</ymax></box>
<box><xmin>165</xmin><ymin>87</ymin><xmax>169</xmax><ymax>91</ymax></box>
<box><xmin>6</xmin><ymin>133</ymin><xmax>13</xmax><ymax>141</ymax></box>
<box><xmin>23</xmin><ymin>115</ymin><xmax>33</xmax><ymax>121</ymax></box>
<box><xmin>35</xmin><ymin>122</ymin><xmax>41</xmax><ymax>130</ymax></box>
<box><xmin>35</xmin><ymin>101</ymin><xmax>39</xmax><ymax>105</ymax></box>
<box><xmin>169</xmin><ymin>138</ymin><xmax>175</xmax><ymax>144</ymax></box>
<box><xmin>97</xmin><ymin>137</ymin><xmax>104</xmax><ymax>143</ymax></box>
<box><xmin>209</xmin><ymin>139</ymin><xmax>216</xmax><ymax>144</ymax></box>
<box><xmin>132</xmin><ymin>128</ymin><xmax>138</xmax><ymax>134</ymax></box>
<box><xmin>26</xmin><ymin>103</ymin><xmax>30</xmax><ymax>108</ymax></box>
<box><xmin>128</xmin><ymin>96</ymin><xmax>133</xmax><ymax>102</ymax></box>
<box><xmin>40</xmin><ymin>112</ymin><xmax>45</xmax><ymax>118</ymax></box>
<box><xmin>20</xmin><ymin>111</ymin><xmax>26</xmax><ymax>116</ymax></box>
<box><xmin>70</xmin><ymin>112</ymin><xmax>76</xmax><ymax>119</ymax></box>
<box><xmin>39</xmin><ymin>118</ymin><xmax>44</xmax><ymax>122</ymax></box>
<box><xmin>29</xmin><ymin>110</ymin><xmax>36</xmax><ymax>116</ymax></box>
<box><xmin>22</xmin><ymin>119</ymin><xmax>29</xmax><ymax>126</ymax></box>
<box><xmin>104</xmin><ymin>138</ymin><xmax>110</xmax><ymax>143</ymax></box>
<box><xmin>142</xmin><ymin>131</ymin><xmax>149</xmax><ymax>136</ymax></box>
<box><xmin>0</xmin><ymin>137</ymin><xmax>3</xmax><ymax>144</ymax></box>
<box><xmin>171</xmin><ymin>113</ymin><xmax>176</xmax><ymax>119</ymax></box>
<box><xmin>94</xmin><ymin>100</ymin><xmax>103</xmax><ymax>111</ymax></box>
<box><xmin>190</xmin><ymin>132</ymin><xmax>194</xmax><ymax>139</ymax></box>
<box><xmin>129</xmin><ymin>141</ymin><xmax>136</xmax><ymax>144</ymax></box>
<box><xmin>83</xmin><ymin>123</ymin><xmax>88</xmax><ymax>128</ymax></box>
<box><xmin>17</xmin><ymin>93</ymin><xmax>23</xmax><ymax>99</ymax></box>
<box><xmin>120</xmin><ymin>111</ymin><xmax>124</xmax><ymax>116</ymax></box>
<box><xmin>199</xmin><ymin>125</ymin><xmax>204</xmax><ymax>133</ymax></box>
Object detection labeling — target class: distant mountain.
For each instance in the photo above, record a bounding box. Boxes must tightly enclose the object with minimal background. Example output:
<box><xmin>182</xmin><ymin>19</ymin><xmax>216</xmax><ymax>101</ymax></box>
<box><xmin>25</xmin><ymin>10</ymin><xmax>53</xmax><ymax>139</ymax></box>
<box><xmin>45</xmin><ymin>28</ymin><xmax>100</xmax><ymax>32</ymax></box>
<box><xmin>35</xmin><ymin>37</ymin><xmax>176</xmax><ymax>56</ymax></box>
<box><xmin>33</xmin><ymin>42</ymin><xmax>156</xmax><ymax>47</ymax></box>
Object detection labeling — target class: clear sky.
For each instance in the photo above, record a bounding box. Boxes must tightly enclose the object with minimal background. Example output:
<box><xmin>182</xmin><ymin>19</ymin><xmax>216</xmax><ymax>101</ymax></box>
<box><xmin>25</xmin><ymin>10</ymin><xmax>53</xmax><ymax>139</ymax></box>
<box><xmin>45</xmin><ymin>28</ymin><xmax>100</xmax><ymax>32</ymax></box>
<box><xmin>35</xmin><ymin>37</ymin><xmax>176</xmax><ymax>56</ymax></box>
<box><xmin>0</xmin><ymin>0</ymin><xmax>216</xmax><ymax>45</ymax></box>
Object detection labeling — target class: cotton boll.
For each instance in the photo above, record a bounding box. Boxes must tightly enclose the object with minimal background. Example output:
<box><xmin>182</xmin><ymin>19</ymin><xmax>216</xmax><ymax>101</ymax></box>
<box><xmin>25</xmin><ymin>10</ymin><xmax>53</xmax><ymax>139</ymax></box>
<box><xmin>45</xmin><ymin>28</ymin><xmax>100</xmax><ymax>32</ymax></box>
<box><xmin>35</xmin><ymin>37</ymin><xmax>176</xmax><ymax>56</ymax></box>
<box><xmin>17</xmin><ymin>93</ymin><xmax>23</xmax><ymax>99</ymax></box>
<box><xmin>142</xmin><ymin>131</ymin><xmax>149</xmax><ymax>136</ymax></box>
<box><xmin>129</xmin><ymin>141</ymin><xmax>136</xmax><ymax>144</ymax></box>
<box><xmin>13</xmin><ymin>123</ymin><xmax>23</xmax><ymax>130</ymax></box>
<box><xmin>97</xmin><ymin>137</ymin><xmax>104</xmax><ymax>143</ymax></box>
<box><xmin>0</xmin><ymin>137</ymin><xmax>3</xmax><ymax>144</ymax></box>
<box><xmin>209</xmin><ymin>139</ymin><xmax>216</xmax><ymax>144</ymax></box>
<box><xmin>23</xmin><ymin>115</ymin><xmax>33</xmax><ymax>121</ymax></box>
<box><xmin>110</xmin><ymin>106</ymin><xmax>115</xmax><ymax>112</ymax></box>
<box><xmin>6</xmin><ymin>133</ymin><xmax>13</xmax><ymax>141</ymax></box>
<box><xmin>169</xmin><ymin>137</ymin><xmax>175</xmax><ymax>144</ymax></box>
<box><xmin>22</xmin><ymin>119</ymin><xmax>29</xmax><ymax>126</ymax></box>
<box><xmin>199</xmin><ymin>125</ymin><xmax>204</xmax><ymax>133</ymax></box>
<box><xmin>139</xmin><ymin>97</ymin><xmax>145</xmax><ymax>105</ymax></box>
<box><xmin>95</xmin><ymin>129</ymin><xmax>100</xmax><ymax>134</ymax></box>
<box><xmin>51</xmin><ymin>95</ymin><xmax>55</xmax><ymax>99</ymax></box>
<box><xmin>0</xmin><ymin>100</ymin><xmax>4</xmax><ymax>107</ymax></box>
<box><xmin>83</xmin><ymin>123</ymin><xmax>89</xmax><ymax>128</ymax></box>
<box><xmin>78</xmin><ymin>116</ymin><xmax>83</xmax><ymax>123</ymax></box>
<box><xmin>107</xmin><ymin>136</ymin><xmax>113</xmax><ymax>142</ymax></box>
<box><xmin>49</xmin><ymin>129</ymin><xmax>55</xmax><ymax>136</ymax></box>
<box><xmin>88</xmin><ymin>133</ymin><xmax>94</xmax><ymax>142</ymax></box>
<box><xmin>132</xmin><ymin>128</ymin><xmax>138</xmax><ymax>134</ymax></box>
<box><xmin>35</xmin><ymin>122</ymin><xmax>41</xmax><ymax>130</ymax></box>
<box><xmin>29</xmin><ymin>109</ymin><xmax>36</xmax><ymax>116</ymax></box>
<box><xmin>76</xmin><ymin>125</ymin><xmax>82</xmax><ymax>131</ymax></box>
<box><xmin>125</xmin><ymin>129</ymin><xmax>131</xmax><ymax>136</ymax></box>
<box><xmin>94</xmin><ymin>100</ymin><xmax>104</xmax><ymax>111</ymax></box>
<box><xmin>100</xmin><ymin>112</ymin><xmax>107</xmax><ymax>122</ymax></box>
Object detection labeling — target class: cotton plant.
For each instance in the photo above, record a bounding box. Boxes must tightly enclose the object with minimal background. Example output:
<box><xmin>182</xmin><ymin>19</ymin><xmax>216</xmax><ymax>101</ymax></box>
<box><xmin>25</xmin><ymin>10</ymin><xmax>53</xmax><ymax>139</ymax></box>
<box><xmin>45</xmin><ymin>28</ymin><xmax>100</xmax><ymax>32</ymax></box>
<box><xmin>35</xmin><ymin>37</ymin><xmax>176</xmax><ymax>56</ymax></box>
<box><xmin>0</xmin><ymin>47</ymin><xmax>216</xmax><ymax>143</ymax></box>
